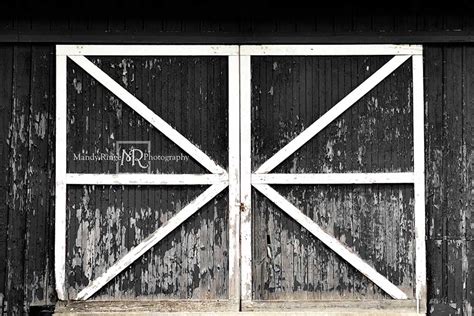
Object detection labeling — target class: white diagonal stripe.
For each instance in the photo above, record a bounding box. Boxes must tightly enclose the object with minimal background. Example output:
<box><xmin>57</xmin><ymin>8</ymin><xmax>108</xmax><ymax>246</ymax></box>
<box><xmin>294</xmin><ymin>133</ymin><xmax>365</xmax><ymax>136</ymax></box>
<box><xmin>255</xmin><ymin>55</ymin><xmax>412</xmax><ymax>174</ymax></box>
<box><xmin>69</xmin><ymin>55</ymin><xmax>226</xmax><ymax>175</ymax></box>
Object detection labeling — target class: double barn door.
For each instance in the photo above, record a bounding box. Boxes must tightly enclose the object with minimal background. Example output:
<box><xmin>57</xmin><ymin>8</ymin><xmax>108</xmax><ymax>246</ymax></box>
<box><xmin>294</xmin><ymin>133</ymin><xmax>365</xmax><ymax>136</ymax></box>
<box><xmin>55</xmin><ymin>45</ymin><xmax>425</xmax><ymax>313</ymax></box>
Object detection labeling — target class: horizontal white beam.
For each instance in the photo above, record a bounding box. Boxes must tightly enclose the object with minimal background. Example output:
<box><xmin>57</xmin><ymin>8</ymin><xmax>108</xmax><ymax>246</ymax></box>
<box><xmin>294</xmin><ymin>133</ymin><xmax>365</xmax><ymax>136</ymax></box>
<box><xmin>253</xmin><ymin>183</ymin><xmax>408</xmax><ymax>300</ymax></box>
<box><xmin>69</xmin><ymin>55</ymin><xmax>226</xmax><ymax>175</ymax></box>
<box><xmin>76</xmin><ymin>182</ymin><xmax>228</xmax><ymax>300</ymax></box>
<box><xmin>57</xmin><ymin>45</ymin><xmax>240</xmax><ymax>56</ymax></box>
<box><xmin>252</xmin><ymin>172</ymin><xmax>414</xmax><ymax>184</ymax></box>
<box><xmin>66</xmin><ymin>173</ymin><xmax>228</xmax><ymax>185</ymax></box>
<box><xmin>255</xmin><ymin>55</ymin><xmax>411</xmax><ymax>174</ymax></box>
<box><xmin>240</xmin><ymin>45</ymin><xmax>422</xmax><ymax>56</ymax></box>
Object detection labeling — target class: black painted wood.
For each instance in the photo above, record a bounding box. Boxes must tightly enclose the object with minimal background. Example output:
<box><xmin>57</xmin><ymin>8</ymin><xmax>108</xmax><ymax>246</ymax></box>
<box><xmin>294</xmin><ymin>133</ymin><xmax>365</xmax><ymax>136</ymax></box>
<box><xmin>250</xmin><ymin>55</ymin><xmax>415</xmax><ymax>300</ymax></box>
<box><xmin>3</xmin><ymin>14</ymin><xmax>474</xmax><ymax>43</ymax></box>
<box><xmin>64</xmin><ymin>56</ymin><xmax>229</xmax><ymax>300</ymax></box>
<box><xmin>0</xmin><ymin>41</ymin><xmax>471</xmax><ymax>314</ymax></box>
<box><xmin>0</xmin><ymin>45</ymin><xmax>13</xmax><ymax>313</ymax></box>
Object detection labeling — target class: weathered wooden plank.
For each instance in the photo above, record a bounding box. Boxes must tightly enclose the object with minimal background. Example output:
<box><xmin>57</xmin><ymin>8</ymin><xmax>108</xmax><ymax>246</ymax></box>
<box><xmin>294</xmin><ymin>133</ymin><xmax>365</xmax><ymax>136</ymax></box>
<box><xmin>425</xmin><ymin>45</ymin><xmax>473</xmax><ymax>315</ymax></box>
<box><xmin>447</xmin><ymin>240</ymin><xmax>465</xmax><ymax>314</ymax></box>
<box><xmin>57</xmin><ymin>45</ymin><xmax>240</xmax><ymax>56</ymax></box>
<box><xmin>65</xmin><ymin>185</ymin><xmax>230</xmax><ymax>300</ymax></box>
<box><xmin>249</xmin><ymin>52</ymin><xmax>416</xmax><ymax>301</ymax></box>
<box><xmin>252</xmin><ymin>172</ymin><xmax>415</xmax><ymax>184</ymax></box>
<box><xmin>68</xmin><ymin>55</ymin><xmax>226</xmax><ymax>174</ymax></box>
<box><xmin>242</xmin><ymin>299</ymin><xmax>417</xmax><ymax>312</ymax></box>
<box><xmin>55</xmin><ymin>52</ymin><xmax>68</xmax><ymax>301</ymax></box>
<box><xmin>24</xmin><ymin>45</ymin><xmax>55</xmax><ymax>306</ymax></box>
<box><xmin>55</xmin><ymin>299</ymin><xmax>235</xmax><ymax>313</ymax></box>
<box><xmin>425</xmin><ymin>45</ymin><xmax>444</xmax><ymax>240</ymax></box>
<box><xmin>6</xmin><ymin>45</ymin><xmax>31</xmax><ymax>314</ymax></box>
<box><xmin>255</xmin><ymin>55</ymin><xmax>411</xmax><ymax>174</ymax></box>
<box><xmin>467</xmin><ymin>241</ymin><xmax>473</xmax><ymax>314</ymax></box>
<box><xmin>462</xmin><ymin>46</ymin><xmax>474</xmax><ymax>242</ymax></box>
<box><xmin>444</xmin><ymin>47</ymin><xmax>466</xmax><ymax>240</ymax></box>
<box><xmin>240</xmin><ymin>45</ymin><xmax>422</xmax><ymax>56</ymax></box>
<box><xmin>412</xmin><ymin>53</ymin><xmax>426</xmax><ymax>310</ymax></box>
<box><xmin>253</xmin><ymin>184</ymin><xmax>408</xmax><ymax>299</ymax></box>
<box><xmin>65</xmin><ymin>173</ymin><xmax>227</xmax><ymax>185</ymax></box>
<box><xmin>0</xmin><ymin>45</ymin><xmax>13</xmax><ymax>311</ymax></box>
<box><xmin>253</xmin><ymin>55</ymin><xmax>387</xmax><ymax>173</ymax></box>
<box><xmin>74</xmin><ymin>183</ymin><xmax>227</xmax><ymax>300</ymax></box>
<box><xmin>252</xmin><ymin>183</ymin><xmax>415</xmax><ymax>300</ymax></box>
<box><xmin>63</xmin><ymin>53</ymin><xmax>232</xmax><ymax>301</ymax></box>
<box><xmin>240</xmin><ymin>55</ymin><xmax>252</xmax><ymax>302</ymax></box>
<box><xmin>227</xmin><ymin>55</ymin><xmax>240</xmax><ymax>307</ymax></box>
<box><xmin>67</xmin><ymin>55</ymin><xmax>229</xmax><ymax>175</ymax></box>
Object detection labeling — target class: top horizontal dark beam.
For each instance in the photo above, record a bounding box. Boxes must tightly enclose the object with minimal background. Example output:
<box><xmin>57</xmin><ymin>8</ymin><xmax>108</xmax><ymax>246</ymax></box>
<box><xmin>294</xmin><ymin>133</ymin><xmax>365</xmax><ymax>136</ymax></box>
<box><xmin>2</xmin><ymin>31</ymin><xmax>474</xmax><ymax>44</ymax></box>
<box><xmin>1</xmin><ymin>11</ymin><xmax>474</xmax><ymax>43</ymax></box>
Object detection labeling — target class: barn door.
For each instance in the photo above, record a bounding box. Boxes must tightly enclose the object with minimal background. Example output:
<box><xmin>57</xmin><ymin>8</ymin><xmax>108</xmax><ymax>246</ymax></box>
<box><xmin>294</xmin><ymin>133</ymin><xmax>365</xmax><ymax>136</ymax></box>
<box><xmin>239</xmin><ymin>45</ymin><xmax>426</xmax><ymax>312</ymax></box>
<box><xmin>55</xmin><ymin>45</ymin><xmax>240</xmax><ymax>310</ymax></box>
<box><xmin>56</xmin><ymin>44</ymin><xmax>425</xmax><ymax>313</ymax></box>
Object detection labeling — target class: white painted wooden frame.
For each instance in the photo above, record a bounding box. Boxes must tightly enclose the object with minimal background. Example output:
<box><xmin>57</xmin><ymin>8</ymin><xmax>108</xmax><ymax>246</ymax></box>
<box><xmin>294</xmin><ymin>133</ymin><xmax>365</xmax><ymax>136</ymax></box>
<box><xmin>239</xmin><ymin>45</ymin><xmax>425</xmax><ymax>309</ymax></box>
<box><xmin>55</xmin><ymin>45</ymin><xmax>240</xmax><ymax>308</ymax></box>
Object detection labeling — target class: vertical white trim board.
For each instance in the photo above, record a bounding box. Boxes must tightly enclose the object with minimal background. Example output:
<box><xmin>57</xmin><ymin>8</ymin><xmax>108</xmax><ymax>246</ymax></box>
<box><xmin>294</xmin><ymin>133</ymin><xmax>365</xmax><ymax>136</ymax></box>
<box><xmin>412</xmin><ymin>54</ymin><xmax>426</xmax><ymax>311</ymax></box>
<box><xmin>55</xmin><ymin>54</ymin><xmax>67</xmax><ymax>301</ymax></box>
<box><xmin>239</xmin><ymin>54</ymin><xmax>253</xmax><ymax>303</ymax></box>
<box><xmin>227</xmin><ymin>55</ymin><xmax>241</xmax><ymax>309</ymax></box>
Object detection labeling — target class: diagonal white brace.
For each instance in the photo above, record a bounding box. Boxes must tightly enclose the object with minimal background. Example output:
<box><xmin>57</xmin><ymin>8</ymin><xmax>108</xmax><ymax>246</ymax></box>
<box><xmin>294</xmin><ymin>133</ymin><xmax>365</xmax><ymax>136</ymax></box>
<box><xmin>69</xmin><ymin>55</ymin><xmax>227</xmax><ymax>175</ymax></box>
<box><xmin>253</xmin><ymin>183</ymin><xmax>408</xmax><ymax>300</ymax></box>
<box><xmin>255</xmin><ymin>55</ymin><xmax>412</xmax><ymax>174</ymax></box>
<box><xmin>76</xmin><ymin>182</ymin><xmax>228</xmax><ymax>300</ymax></box>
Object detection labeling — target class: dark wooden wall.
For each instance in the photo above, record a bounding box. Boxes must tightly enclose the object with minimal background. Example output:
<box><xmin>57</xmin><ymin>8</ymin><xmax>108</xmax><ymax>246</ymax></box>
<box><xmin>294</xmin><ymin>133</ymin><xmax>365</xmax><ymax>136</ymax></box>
<box><xmin>0</xmin><ymin>13</ymin><xmax>472</xmax><ymax>316</ymax></box>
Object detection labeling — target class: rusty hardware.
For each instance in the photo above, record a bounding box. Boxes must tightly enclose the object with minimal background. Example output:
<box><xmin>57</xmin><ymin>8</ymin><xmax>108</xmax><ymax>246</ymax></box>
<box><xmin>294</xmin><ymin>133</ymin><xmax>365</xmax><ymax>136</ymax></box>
<box><xmin>240</xmin><ymin>202</ymin><xmax>246</xmax><ymax>212</ymax></box>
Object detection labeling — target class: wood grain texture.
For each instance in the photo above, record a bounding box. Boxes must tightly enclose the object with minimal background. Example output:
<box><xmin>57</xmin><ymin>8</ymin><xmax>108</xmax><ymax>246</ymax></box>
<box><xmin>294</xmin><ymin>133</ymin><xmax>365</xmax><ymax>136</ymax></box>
<box><xmin>0</xmin><ymin>42</ymin><xmax>472</xmax><ymax>315</ymax></box>
<box><xmin>5</xmin><ymin>14</ymin><xmax>474</xmax><ymax>44</ymax></box>
<box><xmin>250</xmin><ymin>55</ymin><xmax>415</xmax><ymax>301</ymax></box>
<box><xmin>5</xmin><ymin>45</ymin><xmax>32</xmax><ymax>315</ymax></box>
<box><xmin>425</xmin><ymin>45</ymin><xmax>473</xmax><ymax>315</ymax></box>
<box><xmin>65</xmin><ymin>185</ymin><xmax>229</xmax><ymax>300</ymax></box>
<box><xmin>0</xmin><ymin>45</ymin><xmax>13</xmax><ymax>313</ymax></box>
<box><xmin>66</xmin><ymin>56</ymin><xmax>228</xmax><ymax>175</ymax></box>
<box><xmin>25</xmin><ymin>46</ymin><xmax>55</xmax><ymax>306</ymax></box>
<box><xmin>251</xmin><ymin>56</ymin><xmax>413</xmax><ymax>174</ymax></box>
<box><xmin>64</xmin><ymin>55</ymin><xmax>230</xmax><ymax>301</ymax></box>
<box><xmin>252</xmin><ymin>185</ymin><xmax>413</xmax><ymax>300</ymax></box>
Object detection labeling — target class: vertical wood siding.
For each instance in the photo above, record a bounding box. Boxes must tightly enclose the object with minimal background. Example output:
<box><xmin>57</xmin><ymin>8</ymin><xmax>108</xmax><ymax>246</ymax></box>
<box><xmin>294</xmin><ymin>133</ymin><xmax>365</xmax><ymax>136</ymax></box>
<box><xmin>0</xmin><ymin>44</ymin><xmax>471</xmax><ymax>315</ymax></box>
<box><xmin>250</xmin><ymin>56</ymin><xmax>415</xmax><ymax>300</ymax></box>
<box><xmin>64</xmin><ymin>56</ymin><xmax>229</xmax><ymax>300</ymax></box>
<box><xmin>425</xmin><ymin>46</ymin><xmax>473</xmax><ymax>315</ymax></box>
<box><xmin>0</xmin><ymin>45</ymin><xmax>56</xmax><ymax>314</ymax></box>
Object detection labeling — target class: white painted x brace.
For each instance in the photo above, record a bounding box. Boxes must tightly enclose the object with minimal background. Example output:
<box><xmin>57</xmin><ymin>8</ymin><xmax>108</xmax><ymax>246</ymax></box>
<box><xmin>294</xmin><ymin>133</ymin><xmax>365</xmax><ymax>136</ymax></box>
<box><xmin>55</xmin><ymin>46</ymin><xmax>241</xmax><ymax>303</ymax></box>
<box><xmin>239</xmin><ymin>45</ymin><xmax>425</xmax><ymax>306</ymax></box>
<box><xmin>56</xmin><ymin>45</ymin><xmax>425</xmax><ymax>309</ymax></box>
